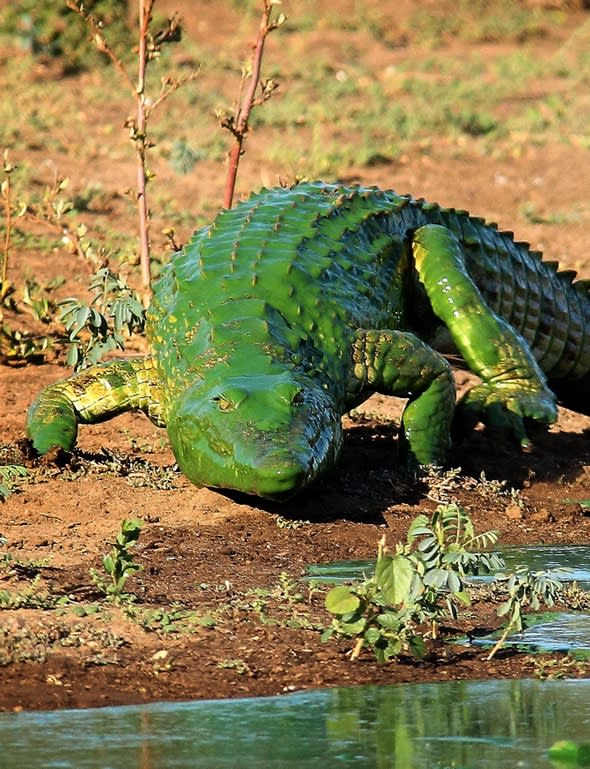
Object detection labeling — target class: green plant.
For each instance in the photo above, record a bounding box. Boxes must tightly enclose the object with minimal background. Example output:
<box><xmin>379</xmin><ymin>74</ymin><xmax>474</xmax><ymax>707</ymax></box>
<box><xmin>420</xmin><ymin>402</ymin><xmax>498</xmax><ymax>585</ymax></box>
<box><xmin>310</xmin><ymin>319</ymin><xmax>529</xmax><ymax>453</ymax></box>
<box><xmin>0</xmin><ymin>574</ymin><xmax>61</xmax><ymax>609</ymax></box>
<box><xmin>128</xmin><ymin>604</ymin><xmax>217</xmax><ymax>633</ymax></box>
<box><xmin>58</xmin><ymin>267</ymin><xmax>145</xmax><ymax>370</ymax></box>
<box><xmin>534</xmin><ymin>655</ymin><xmax>588</xmax><ymax>681</ymax></box>
<box><xmin>548</xmin><ymin>740</ymin><xmax>590</xmax><ymax>768</ymax></box>
<box><xmin>486</xmin><ymin>568</ymin><xmax>563</xmax><ymax>660</ymax></box>
<box><xmin>0</xmin><ymin>464</ymin><xmax>28</xmax><ymax>502</ymax></box>
<box><xmin>323</xmin><ymin>542</ymin><xmax>427</xmax><ymax>661</ymax></box>
<box><xmin>90</xmin><ymin>518</ymin><xmax>144</xmax><ymax>604</ymax></box>
<box><xmin>217</xmin><ymin>658</ymin><xmax>253</xmax><ymax>675</ymax></box>
<box><xmin>323</xmin><ymin>504</ymin><xmax>502</xmax><ymax>662</ymax></box>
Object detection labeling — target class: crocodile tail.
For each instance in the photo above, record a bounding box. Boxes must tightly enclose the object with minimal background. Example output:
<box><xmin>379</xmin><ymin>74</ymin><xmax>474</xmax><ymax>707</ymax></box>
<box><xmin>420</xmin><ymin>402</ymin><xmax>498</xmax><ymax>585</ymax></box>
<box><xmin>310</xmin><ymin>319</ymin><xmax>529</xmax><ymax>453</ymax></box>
<box><xmin>435</xmin><ymin>210</ymin><xmax>590</xmax><ymax>391</ymax></box>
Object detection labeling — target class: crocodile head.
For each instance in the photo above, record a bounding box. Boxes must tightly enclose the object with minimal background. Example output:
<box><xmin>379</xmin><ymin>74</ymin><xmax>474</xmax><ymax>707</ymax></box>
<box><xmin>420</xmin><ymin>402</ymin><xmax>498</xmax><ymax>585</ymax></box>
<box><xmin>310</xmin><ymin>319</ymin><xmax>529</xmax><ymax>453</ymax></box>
<box><xmin>166</xmin><ymin>373</ymin><xmax>342</xmax><ymax>500</ymax></box>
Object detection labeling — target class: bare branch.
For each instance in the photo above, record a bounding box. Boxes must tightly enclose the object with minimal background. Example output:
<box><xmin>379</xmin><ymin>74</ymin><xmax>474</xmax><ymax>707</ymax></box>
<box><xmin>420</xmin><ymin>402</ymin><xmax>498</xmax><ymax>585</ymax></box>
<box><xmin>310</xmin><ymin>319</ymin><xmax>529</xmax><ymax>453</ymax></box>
<box><xmin>1</xmin><ymin>151</ymin><xmax>14</xmax><ymax>297</ymax></box>
<box><xmin>66</xmin><ymin>0</ymin><xmax>199</xmax><ymax>291</ymax></box>
<box><xmin>134</xmin><ymin>0</ymin><xmax>153</xmax><ymax>290</ymax></box>
<box><xmin>222</xmin><ymin>0</ymin><xmax>285</xmax><ymax>209</ymax></box>
<box><xmin>146</xmin><ymin>70</ymin><xmax>201</xmax><ymax>119</ymax></box>
<box><xmin>65</xmin><ymin>0</ymin><xmax>135</xmax><ymax>94</ymax></box>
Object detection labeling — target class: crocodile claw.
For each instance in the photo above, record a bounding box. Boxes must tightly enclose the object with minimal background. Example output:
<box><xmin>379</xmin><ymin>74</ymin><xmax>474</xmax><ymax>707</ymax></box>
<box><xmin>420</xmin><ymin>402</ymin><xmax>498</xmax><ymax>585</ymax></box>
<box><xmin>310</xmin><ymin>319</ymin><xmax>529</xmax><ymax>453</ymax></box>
<box><xmin>454</xmin><ymin>383</ymin><xmax>557</xmax><ymax>450</ymax></box>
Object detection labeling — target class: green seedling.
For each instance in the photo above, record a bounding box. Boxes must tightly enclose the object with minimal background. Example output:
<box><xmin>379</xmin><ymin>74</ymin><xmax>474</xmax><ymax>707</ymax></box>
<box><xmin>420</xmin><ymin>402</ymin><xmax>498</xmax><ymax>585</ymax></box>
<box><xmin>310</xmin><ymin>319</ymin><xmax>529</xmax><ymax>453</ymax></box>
<box><xmin>91</xmin><ymin>518</ymin><xmax>144</xmax><ymax>604</ymax></box>
<box><xmin>487</xmin><ymin>568</ymin><xmax>563</xmax><ymax>660</ymax></box>
<box><xmin>59</xmin><ymin>267</ymin><xmax>145</xmax><ymax>370</ymax></box>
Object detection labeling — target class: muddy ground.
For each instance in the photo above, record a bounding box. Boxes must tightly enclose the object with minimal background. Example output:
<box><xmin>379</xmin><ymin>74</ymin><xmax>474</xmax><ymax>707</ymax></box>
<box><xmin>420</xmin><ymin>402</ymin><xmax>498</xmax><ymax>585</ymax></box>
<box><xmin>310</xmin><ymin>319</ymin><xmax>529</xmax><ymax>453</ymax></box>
<box><xmin>1</xmin><ymin>1</ymin><xmax>590</xmax><ymax>712</ymax></box>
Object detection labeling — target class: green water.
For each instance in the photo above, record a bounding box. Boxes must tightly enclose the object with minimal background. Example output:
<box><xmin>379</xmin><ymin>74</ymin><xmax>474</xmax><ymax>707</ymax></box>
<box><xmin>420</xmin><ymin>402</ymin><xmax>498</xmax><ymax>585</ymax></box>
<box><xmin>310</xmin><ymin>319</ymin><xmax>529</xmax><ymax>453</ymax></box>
<box><xmin>303</xmin><ymin>545</ymin><xmax>590</xmax><ymax>587</ymax></box>
<box><xmin>471</xmin><ymin>611</ymin><xmax>590</xmax><ymax>653</ymax></box>
<box><xmin>304</xmin><ymin>545</ymin><xmax>590</xmax><ymax>654</ymax></box>
<box><xmin>1</xmin><ymin>679</ymin><xmax>589</xmax><ymax>769</ymax></box>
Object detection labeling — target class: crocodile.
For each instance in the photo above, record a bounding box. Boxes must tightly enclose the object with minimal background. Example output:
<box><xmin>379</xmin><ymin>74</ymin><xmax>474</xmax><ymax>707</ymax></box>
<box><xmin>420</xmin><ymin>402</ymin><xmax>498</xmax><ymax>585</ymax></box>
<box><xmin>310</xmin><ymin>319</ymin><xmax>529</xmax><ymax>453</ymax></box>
<box><xmin>27</xmin><ymin>182</ymin><xmax>590</xmax><ymax>499</ymax></box>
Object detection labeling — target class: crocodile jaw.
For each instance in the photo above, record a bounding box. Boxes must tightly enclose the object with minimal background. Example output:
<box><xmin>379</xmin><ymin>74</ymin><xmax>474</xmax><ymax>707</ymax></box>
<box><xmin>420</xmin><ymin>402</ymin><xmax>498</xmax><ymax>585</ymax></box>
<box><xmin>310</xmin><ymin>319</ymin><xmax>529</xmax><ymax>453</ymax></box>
<box><xmin>166</xmin><ymin>376</ymin><xmax>342</xmax><ymax>500</ymax></box>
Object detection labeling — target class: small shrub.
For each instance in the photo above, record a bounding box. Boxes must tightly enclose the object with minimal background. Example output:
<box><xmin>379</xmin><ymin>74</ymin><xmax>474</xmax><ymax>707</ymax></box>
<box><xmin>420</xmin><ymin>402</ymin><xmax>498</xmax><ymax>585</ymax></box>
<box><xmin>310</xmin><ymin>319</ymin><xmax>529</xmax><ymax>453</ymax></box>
<box><xmin>90</xmin><ymin>518</ymin><xmax>143</xmax><ymax>604</ymax></box>
<box><xmin>323</xmin><ymin>504</ymin><xmax>502</xmax><ymax>662</ymax></box>
<box><xmin>59</xmin><ymin>267</ymin><xmax>145</xmax><ymax>370</ymax></box>
<box><xmin>0</xmin><ymin>464</ymin><xmax>28</xmax><ymax>502</ymax></box>
<box><xmin>487</xmin><ymin>568</ymin><xmax>563</xmax><ymax>660</ymax></box>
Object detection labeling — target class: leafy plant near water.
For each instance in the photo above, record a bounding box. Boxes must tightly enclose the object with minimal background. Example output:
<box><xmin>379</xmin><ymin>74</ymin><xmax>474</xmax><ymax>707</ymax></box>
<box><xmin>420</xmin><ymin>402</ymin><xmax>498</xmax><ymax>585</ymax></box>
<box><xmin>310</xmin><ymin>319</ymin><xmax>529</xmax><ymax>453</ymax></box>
<box><xmin>487</xmin><ymin>568</ymin><xmax>563</xmax><ymax>660</ymax></box>
<box><xmin>90</xmin><ymin>518</ymin><xmax>143</xmax><ymax>604</ymax></box>
<box><xmin>323</xmin><ymin>504</ymin><xmax>565</xmax><ymax>663</ymax></box>
<box><xmin>548</xmin><ymin>740</ymin><xmax>590</xmax><ymax>769</ymax></box>
<box><xmin>323</xmin><ymin>504</ymin><xmax>503</xmax><ymax>662</ymax></box>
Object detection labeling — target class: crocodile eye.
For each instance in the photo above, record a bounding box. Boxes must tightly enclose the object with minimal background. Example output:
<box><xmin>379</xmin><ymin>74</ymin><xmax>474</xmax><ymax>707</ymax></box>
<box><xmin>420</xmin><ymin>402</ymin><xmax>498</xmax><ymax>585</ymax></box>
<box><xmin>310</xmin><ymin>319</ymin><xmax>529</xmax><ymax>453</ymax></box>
<box><xmin>292</xmin><ymin>390</ymin><xmax>304</xmax><ymax>406</ymax></box>
<box><xmin>211</xmin><ymin>395</ymin><xmax>233</xmax><ymax>411</ymax></box>
<box><xmin>211</xmin><ymin>387</ymin><xmax>247</xmax><ymax>411</ymax></box>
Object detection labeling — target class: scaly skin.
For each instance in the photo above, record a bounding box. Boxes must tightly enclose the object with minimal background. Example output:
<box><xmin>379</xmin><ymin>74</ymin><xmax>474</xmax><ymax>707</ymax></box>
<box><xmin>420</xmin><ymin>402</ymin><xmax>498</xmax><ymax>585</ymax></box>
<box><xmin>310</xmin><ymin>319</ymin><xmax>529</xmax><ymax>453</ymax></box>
<box><xmin>27</xmin><ymin>182</ymin><xmax>590</xmax><ymax>499</ymax></box>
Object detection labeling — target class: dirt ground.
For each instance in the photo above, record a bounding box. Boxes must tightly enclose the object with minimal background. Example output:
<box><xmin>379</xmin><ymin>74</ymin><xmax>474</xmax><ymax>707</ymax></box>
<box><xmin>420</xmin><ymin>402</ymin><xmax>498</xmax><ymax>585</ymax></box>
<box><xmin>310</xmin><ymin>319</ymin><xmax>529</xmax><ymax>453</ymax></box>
<box><xmin>1</xmin><ymin>1</ymin><xmax>590</xmax><ymax>712</ymax></box>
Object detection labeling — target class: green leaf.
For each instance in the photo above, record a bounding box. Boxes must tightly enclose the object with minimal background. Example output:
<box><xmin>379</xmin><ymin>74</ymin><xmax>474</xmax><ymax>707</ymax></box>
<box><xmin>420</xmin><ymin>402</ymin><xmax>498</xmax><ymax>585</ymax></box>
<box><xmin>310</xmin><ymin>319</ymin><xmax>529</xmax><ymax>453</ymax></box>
<box><xmin>407</xmin><ymin>514</ymin><xmax>430</xmax><ymax>541</ymax></box>
<box><xmin>447</xmin><ymin>570</ymin><xmax>462</xmax><ymax>594</ymax></box>
<box><xmin>423</xmin><ymin>567</ymin><xmax>446</xmax><ymax>588</ymax></box>
<box><xmin>335</xmin><ymin>617</ymin><xmax>367</xmax><ymax>636</ymax></box>
<box><xmin>408</xmin><ymin>635</ymin><xmax>427</xmax><ymax>658</ymax></box>
<box><xmin>65</xmin><ymin>343</ymin><xmax>80</xmax><ymax>369</ymax></box>
<box><xmin>325</xmin><ymin>585</ymin><xmax>361</xmax><ymax>615</ymax></box>
<box><xmin>454</xmin><ymin>590</ymin><xmax>471</xmax><ymax>606</ymax></box>
<box><xmin>384</xmin><ymin>638</ymin><xmax>403</xmax><ymax>658</ymax></box>
<box><xmin>364</xmin><ymin>626</ymin><xmax>382</xmax><ymax>645</ymax></box>
<box><xmin>376</xmin><ymin>553</ymin><xmax>415</xmax><ymax>605</ymax></box>
<box><xmin>376</xmin><ymin>611</ymin><xmax>401</xmax><ymax>630</ymax></box>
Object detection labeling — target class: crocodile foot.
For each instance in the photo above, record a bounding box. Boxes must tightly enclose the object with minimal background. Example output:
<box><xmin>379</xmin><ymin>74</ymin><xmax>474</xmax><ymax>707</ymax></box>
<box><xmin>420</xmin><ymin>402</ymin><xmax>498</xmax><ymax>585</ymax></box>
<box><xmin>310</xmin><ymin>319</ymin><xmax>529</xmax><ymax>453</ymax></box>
<box><xmin>454</xmin><ymin>383</ymin><xmax>557</xmax><ymax>450</ymax></box>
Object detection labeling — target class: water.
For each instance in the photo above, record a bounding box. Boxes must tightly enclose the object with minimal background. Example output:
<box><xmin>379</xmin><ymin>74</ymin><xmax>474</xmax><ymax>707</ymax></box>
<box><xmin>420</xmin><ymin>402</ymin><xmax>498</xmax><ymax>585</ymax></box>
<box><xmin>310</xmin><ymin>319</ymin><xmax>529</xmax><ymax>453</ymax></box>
<box><xmin>304</xmin><ymin>545</ymin><xmax>590</xmax><ymax>654</ymax></box>
<box><xmin>302</xmin><ymin>545</ymin><xmax>590</xmax><ymax>587</ymax></box>
<box><xmin>468</xmin><ymin>611</ymin><xmax>590</xmax><ymax>653</ymax></box>
<box><xmin>1</xmin><ymin>679</ymin><xmax>590</xmax><ymax>769</ymax></box>
<box><xmin>499</xmin><ymin>545</ymin><xmax>590</xmax><ymax>590</ymax></box>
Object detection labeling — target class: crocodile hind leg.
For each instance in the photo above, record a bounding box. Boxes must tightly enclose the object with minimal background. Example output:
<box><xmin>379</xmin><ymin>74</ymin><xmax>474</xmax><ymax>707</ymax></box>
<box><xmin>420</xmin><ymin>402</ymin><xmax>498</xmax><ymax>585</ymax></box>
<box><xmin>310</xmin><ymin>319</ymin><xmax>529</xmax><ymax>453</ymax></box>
<box><xmin>351</xmin><ymin>329</ymin><xmax>456</xmax><ymax>467</ymax></box>
<box><xmin>411</xmin><ymin>224</ymin><xmax>558</xmax><ymax>447</ymax></box>
<box><xmin>27</xmin><ymin>357</ymin><xmax>165</xmax><ymax>454</ymax></box>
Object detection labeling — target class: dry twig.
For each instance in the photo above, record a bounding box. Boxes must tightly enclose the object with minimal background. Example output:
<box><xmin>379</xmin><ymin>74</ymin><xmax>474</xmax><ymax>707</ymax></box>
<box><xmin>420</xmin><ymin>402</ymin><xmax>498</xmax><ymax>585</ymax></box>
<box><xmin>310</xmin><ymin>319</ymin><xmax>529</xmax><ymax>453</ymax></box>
<box><xmin>66</xmin><ymin>0</ymin><xmax>199</xmax><ymax>290</ymax></box>
<box><xmin>221</xmin><ymin>0</ymin><xmax>284</xmax><ymax>209</ymax></box>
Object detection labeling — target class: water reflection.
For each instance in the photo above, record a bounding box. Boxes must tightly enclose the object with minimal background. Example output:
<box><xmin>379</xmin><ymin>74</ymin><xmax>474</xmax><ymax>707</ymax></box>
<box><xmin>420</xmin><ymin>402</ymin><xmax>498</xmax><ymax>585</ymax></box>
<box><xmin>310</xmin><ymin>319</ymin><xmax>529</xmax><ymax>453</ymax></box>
<box><xmin>472</xmin><ymin>612</ymin><xmax>590</xmax><ymax>652</ymax></box>
<box><xmin>1</xmin><ymin>679</ymin><xmax>589</xmax><ymax>769</ymax></box>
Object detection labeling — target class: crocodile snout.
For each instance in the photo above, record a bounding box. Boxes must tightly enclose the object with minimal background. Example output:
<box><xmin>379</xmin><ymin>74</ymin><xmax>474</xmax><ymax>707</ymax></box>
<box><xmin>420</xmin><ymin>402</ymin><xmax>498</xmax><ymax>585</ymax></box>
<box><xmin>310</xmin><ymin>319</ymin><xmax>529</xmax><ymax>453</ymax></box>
<box><xmin>167</xmin><ymin>375</ymin><xmax>342</xmax><ymax>499</ymax></box>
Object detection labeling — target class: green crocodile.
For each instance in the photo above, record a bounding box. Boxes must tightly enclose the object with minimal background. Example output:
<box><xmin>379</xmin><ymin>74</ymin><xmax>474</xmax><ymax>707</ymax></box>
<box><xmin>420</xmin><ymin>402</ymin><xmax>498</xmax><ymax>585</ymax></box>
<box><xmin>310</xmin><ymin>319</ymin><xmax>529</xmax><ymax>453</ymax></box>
<box><xmin>27</xmin><ymin>182</ymin><xmax>590</xmax><ymax>499</ymax></box>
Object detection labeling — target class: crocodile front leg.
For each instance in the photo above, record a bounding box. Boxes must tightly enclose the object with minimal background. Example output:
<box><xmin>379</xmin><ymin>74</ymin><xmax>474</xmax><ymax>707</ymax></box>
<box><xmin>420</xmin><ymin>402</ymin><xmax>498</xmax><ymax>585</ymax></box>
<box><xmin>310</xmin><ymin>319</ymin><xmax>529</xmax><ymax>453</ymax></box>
<box><xmin>27</xmin><ymin>357</ymin><xmax>165</xmax><ymax>454</ymax></box>
<box><xmin>350</xmin><ymin>329</ymin><xmax>456</xmax><ymax>467</ymax></box>
<box><xmin>412</xmin><ymin>224</ymin><xmax>557</xmax><ymax>447</ymax></box>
